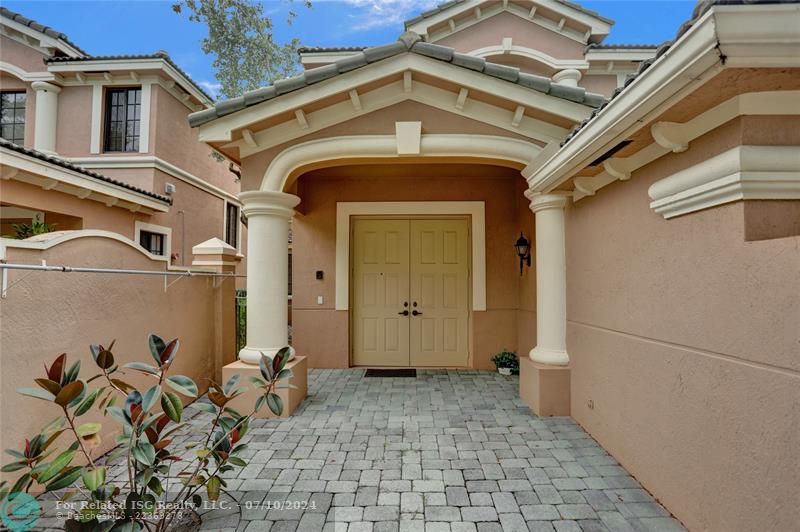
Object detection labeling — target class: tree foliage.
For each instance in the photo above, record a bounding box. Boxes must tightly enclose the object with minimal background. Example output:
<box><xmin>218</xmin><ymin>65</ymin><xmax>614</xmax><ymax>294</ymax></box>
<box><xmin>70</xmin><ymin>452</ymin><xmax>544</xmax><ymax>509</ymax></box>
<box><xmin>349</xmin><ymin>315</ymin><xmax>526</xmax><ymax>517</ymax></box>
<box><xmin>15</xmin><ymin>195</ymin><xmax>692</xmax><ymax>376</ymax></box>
<box><xmin>172</xmin><ymin>0</ymin><xmax>311</xmax><ymax>99</ymax></box>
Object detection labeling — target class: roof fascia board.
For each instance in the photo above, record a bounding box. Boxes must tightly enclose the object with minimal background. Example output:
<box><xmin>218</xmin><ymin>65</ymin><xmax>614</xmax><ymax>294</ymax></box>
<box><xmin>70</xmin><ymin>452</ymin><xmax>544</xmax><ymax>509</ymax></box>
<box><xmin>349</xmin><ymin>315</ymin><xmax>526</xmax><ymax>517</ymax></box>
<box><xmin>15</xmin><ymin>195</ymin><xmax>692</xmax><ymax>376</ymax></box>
<box><xmin>527</xmin><ymin>4</ymin><xmax>800</xmax><ymax>193</ymax></box>
<box><xmin>585</xmin><ymin>50</ymin><xmax>658</xmax><ymax>62</ymax></box>
<box><xmin>407</xmin><ymin>0</ymin><xmax>611</xmax><ymax>40</ymax></box>
<box><xmin>229</xmin><ymin>79</ymin><xmax>563</xmax><ymax>158</ymax></box>
<box><xmin>525</xmin><ymin>9</ymin><xmax>722</xmax><ymax>191</ymax></box>
<box><xmin>300</xmin><ymin>51</ymin><xmax>361</xmax><ymax>65</ymax></box>
<box><xmin>0</xmin><ymin>17</ymin><xmax>84</xmax><ymax>57</ymax></box>
<box><xmin>47</xmin><ymin>58</ymin><xmax>213</xmax><ymax>106</ymax></box>
<box><xmin>1</xmin><ymin>147</ymin><xmax>169</xmax><ymax>212</ymax></box>
<box><xmin>713</xmin><ymin>4</ymin><xmax>800</xmax><ymax>67</ymax></box>
<box><xmin>198</xmin><ymin>54</ymin><xmax>591</xmax><ymax>143</ymax></box>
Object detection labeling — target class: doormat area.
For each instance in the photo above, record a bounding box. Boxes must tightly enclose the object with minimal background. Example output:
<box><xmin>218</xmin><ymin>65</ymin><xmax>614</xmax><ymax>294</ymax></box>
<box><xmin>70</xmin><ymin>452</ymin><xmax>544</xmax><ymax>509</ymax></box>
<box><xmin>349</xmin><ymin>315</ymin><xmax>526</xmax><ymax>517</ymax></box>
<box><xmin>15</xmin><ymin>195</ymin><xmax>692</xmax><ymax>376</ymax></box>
<box><xmin>364</xmin><ymin>368</ymin><xmax>417</xmax><ymax>378</ymax></box>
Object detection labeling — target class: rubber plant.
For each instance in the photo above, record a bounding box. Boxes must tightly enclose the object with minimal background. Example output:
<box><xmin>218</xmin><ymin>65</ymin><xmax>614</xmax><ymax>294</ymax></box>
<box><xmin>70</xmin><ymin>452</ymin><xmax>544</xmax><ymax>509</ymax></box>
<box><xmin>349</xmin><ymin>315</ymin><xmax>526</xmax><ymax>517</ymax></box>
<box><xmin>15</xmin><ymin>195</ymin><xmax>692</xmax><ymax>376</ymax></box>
<box><xmin>0</xmin><ymin>335</ymin><xmax>294</xmax><ymax>531</ymax></box>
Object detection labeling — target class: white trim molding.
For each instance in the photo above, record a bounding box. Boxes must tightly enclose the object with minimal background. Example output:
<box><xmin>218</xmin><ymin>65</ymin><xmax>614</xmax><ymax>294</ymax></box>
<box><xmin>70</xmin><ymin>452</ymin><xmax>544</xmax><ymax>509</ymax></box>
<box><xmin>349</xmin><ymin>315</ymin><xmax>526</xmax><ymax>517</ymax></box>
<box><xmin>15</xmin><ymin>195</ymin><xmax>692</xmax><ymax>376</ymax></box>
<box><xmin>569</xmin><ymin>90</ymin><xmax>800</xmax><ymax>201</ymax></box>
<box><xmin>299</xmin><ymin>51</ymin><xmax>361</xmax><ymax>66</ymax></box>
<box><xmin>67</xmin><ymin>155</ymin><xmax>241</xmax><ymax>204</ymax></box>
<box><xmin>335</xmin><ymin>201</ymin><xmax>486</xmax><ymax>312</ymax></box>
<box><xmin>406</xmin><ymin>0</ymin><xmax>612</xmax><ymax>44</ymax></box>
<box><xmin>225</xmin><ymin>79</ymin><xmax>567</xmax><ymax>157</ymax></box>
<box><xmin>0</xmin><ymin>146</ymin><xmax>169</xmax><ymax>213</ymax></box>
<box><xmin>260</xmin><ymin>134</ymin><xmax>540</xmax><ymax>192</ymax></box>
<box><xmin>89</xmin><ymin>81</ymin><xmax>154</xmax><ymax>154</ymax></box>
<box><xmin>648</xmin><ymin>145</ymin><xmax>800</xmax><ymax>219</ymax></box>
<box><xmin>0</xmin><ymin>229</ymin><xmax>169</xmax><ymax>263</ymax></box>
<box><xmin>46</xmin><ymin>57</ymin><xmax>212</xmax><ymax>106</ymax></box>
<box><xmin>0</xmin><ymin>16</ymin><xmax>85</xmax><ymax>57</ymax></box>
<box><xmin>0</xmin><ymin>62</ymin><xmax>57</xmax><ymax>82</ymax></box>
<box><xmin>526</xmin><ymin>3</ymin><xmax>800</xmax><ymax>195</ymax></box>
<box><xmin>467</xmin><ymin>44</ymin><xmax>589</xmax><ymax>71</ymax></box>
<box><xmin>198</xmin><ymin>54</ymin><xmax>591</xmax><ymax>144</ymax></box>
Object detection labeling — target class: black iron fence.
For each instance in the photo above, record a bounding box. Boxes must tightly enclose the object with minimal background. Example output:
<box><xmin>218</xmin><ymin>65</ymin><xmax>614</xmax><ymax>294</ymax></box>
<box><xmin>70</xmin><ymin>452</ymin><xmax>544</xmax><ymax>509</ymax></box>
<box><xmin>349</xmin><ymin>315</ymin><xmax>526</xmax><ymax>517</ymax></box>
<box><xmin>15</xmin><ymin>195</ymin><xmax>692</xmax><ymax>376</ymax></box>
<box><xmin>235</xmin><ymin>289</ymin><xmax>247</xmax><ymax>353</ymax></box>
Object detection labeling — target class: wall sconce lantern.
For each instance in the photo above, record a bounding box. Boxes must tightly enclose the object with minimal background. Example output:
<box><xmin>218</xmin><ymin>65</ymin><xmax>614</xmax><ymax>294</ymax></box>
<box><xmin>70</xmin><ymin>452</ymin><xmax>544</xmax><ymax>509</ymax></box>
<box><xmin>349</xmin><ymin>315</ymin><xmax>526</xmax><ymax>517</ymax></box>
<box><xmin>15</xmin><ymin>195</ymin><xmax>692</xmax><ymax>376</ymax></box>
<box><xmin>515</xmin><ymin>232</ymin><xmax>531</xmax><ymax>275</ymax></box>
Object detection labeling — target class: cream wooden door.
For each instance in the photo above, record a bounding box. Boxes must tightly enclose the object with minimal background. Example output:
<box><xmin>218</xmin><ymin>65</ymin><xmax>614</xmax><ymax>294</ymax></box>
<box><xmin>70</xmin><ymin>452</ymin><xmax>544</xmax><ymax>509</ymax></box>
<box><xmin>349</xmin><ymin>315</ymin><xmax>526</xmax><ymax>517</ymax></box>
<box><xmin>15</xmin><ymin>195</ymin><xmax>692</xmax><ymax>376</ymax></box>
<box><xmin>351</xmin><ymin>219</ymin><xmax>411</xmax><ymax>366</ymax></box>
<box><xmin>409</xmin><ymin>219</ymin><xmax>470</xmax><ymax>367</ymax></box>
<box><xmin>351</xmin><ymin>218</ymin><xmax>470</xmax><ymax>367</ymax></box>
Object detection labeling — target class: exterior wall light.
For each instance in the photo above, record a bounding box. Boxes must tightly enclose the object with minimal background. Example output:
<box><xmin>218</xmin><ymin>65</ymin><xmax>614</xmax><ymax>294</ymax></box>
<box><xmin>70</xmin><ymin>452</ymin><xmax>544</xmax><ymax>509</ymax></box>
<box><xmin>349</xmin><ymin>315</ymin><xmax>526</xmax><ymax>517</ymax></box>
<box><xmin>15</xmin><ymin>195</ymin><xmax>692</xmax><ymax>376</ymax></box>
<box><xmin>515</xmin><ymin>232</ymin><xmax>531</xmax><ymax>275</ymax></box>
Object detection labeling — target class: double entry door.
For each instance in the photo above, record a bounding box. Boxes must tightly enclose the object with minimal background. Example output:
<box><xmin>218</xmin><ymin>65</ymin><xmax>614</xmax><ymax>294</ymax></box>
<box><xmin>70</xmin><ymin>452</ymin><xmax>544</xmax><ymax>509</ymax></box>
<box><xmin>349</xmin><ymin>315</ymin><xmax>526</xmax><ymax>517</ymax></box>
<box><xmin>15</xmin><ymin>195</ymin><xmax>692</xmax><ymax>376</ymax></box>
<box><xmin>351</xmin><ymin>217</ymin><xmax>470</xmax><ymax>367</ymax></box>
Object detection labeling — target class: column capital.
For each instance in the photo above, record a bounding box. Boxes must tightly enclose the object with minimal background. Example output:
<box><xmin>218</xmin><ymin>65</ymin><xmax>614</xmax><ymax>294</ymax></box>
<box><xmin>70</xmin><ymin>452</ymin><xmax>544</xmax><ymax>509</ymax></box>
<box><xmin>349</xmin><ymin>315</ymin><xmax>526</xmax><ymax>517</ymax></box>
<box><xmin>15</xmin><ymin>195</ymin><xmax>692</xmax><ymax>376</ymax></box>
<box><xmin>30</xmin><ymin>81</ymin><xmax>62</xmax><ymax>94</ymax></box>
<box><xmin>240</xmin><ymin>190</ymin><xmax>300</xmax><ymax>219</ymax></box>
<box><xmin>552</xmin><ymin>69</ymin><xmax>582</xmax><ymax>87</ymax></box>
<box><xmin>525</xmin><ymin>191</ymin><xmax>569</xmax><ymax>214</ymax></box>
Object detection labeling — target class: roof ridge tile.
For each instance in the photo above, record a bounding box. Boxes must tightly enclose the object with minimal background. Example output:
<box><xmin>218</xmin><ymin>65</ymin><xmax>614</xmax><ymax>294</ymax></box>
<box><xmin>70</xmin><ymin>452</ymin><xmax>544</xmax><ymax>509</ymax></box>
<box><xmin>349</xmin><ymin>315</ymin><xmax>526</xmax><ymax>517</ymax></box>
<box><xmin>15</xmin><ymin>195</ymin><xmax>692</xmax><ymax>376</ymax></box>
<box><xmin>188</xmin><ymin>30</ymin><xmax>606</xmax><ymax>128</ymax></box>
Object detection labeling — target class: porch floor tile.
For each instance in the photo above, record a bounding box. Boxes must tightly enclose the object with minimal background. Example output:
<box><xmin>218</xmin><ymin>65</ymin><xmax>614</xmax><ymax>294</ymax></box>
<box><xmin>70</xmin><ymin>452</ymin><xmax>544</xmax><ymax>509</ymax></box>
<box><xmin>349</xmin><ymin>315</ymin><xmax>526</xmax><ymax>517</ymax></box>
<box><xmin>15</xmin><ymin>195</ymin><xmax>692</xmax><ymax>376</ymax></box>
<box><xmin>200</xmin><ymin>369</ymin><xmax>685</xmax><ymax>532</ymax></box>
<box><xmin>35</xmin><ymin>369</ymin><xmax>683</xmax><ymax>531</ymax></box>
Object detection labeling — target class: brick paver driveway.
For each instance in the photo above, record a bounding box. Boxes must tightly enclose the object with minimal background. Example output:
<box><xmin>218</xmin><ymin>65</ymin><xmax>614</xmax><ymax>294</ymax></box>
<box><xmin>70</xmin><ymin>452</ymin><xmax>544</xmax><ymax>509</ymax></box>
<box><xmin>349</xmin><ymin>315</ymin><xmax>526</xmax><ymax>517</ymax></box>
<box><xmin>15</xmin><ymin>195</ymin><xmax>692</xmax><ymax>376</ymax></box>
<box><xmin>196</xmin><ymin>369</ymin><xmax>684</xmax><ymax>532</ymax></box>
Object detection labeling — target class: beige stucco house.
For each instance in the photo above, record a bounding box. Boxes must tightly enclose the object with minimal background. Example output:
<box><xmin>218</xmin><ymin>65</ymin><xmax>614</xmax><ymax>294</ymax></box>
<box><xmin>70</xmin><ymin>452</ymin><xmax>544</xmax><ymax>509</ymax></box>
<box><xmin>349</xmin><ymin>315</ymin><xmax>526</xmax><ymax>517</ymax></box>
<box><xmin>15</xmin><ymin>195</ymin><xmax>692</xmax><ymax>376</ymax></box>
<box><xmin>0</xmin><ymin>8</ymin><xmax>248</xmax><ymax>484</ymax></box>
<box><xmin>189</xmin><ymin>1</ymin><xmax>799</xmax><ymax>530</ymax></box>
<box><xmin>0</xmin><ymin>7</ymin><xmax>245</xmax><ymax>266</ymax></box>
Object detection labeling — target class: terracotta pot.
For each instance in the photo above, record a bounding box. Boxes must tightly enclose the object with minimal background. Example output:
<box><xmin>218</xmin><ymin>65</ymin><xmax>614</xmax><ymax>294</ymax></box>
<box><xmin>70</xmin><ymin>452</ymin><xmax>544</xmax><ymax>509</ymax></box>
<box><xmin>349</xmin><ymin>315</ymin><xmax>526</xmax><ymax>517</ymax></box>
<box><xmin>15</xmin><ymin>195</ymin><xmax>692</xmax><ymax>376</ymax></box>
<box><xmin>498</xmin><ymin>367</ymin><xmax>512</xmax><ymax>376</ymax></box>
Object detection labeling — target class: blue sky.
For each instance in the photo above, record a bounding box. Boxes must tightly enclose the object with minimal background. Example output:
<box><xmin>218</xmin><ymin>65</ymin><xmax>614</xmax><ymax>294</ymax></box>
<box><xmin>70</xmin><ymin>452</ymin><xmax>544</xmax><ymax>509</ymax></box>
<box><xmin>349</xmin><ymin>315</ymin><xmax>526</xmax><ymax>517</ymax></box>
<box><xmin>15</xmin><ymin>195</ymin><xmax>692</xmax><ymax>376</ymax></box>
<box><xmin>5</xmin><ymin>0</ymin><xmax>696</xmax><ymax>98</ymax></box>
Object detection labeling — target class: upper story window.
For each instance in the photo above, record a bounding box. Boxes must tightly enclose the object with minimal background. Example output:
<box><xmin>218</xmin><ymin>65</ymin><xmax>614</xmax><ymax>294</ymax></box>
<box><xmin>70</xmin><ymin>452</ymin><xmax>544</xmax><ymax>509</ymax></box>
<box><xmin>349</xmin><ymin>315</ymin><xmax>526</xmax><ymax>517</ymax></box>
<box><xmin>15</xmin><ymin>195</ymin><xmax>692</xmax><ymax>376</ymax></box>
<box><xmin>1</xmin><ymin>91</ymin><xmax>27</xmax><ymax>145</ymax></box>
<box><xmin>225</xmin><ymin>203</ymin><xmax>240</xmax><ymax>248</ymax></box>
<box><xmin>104</xmin><ymin>87</ymin><xmax>141</xmax><ymax>152</ymax></box>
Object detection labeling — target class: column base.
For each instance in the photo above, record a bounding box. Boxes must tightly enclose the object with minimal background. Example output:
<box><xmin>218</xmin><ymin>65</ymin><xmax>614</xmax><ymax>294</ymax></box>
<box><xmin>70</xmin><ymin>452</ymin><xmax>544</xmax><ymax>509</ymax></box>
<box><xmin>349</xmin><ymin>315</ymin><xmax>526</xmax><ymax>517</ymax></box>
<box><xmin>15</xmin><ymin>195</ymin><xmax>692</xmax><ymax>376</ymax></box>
<box><xmin>222</xmin><ymin>355</ymin><xmax>307</xmax><ymax>418</ymax></box>
<box><xmin>529</xmin><ymin>345</ymin><xmax>569</xmax><ymax>366</ymax></box>
<box><xmin>519</xmin><ymin>357</ymin><xmax>571</xmax><ymax>417</ymax></box>
<box><xmin>238</xmin><ymin>345</ymin><xmax>295</xmax><ymax>365</ymax></box>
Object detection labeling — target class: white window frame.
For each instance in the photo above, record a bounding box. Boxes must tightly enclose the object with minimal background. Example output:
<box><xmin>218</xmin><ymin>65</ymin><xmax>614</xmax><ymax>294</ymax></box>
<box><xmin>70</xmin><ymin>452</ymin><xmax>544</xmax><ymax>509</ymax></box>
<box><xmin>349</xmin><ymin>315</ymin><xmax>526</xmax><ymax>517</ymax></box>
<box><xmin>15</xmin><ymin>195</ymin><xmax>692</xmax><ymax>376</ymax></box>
<box><xmin>91</xmin><ymin>80</ymin><xmax>153</xmax><ymax>154</ymax></box>
<box><xmin>134</xmin><ymin>221</ymin><xmax>171</xmax><ymax>258</ymax></box>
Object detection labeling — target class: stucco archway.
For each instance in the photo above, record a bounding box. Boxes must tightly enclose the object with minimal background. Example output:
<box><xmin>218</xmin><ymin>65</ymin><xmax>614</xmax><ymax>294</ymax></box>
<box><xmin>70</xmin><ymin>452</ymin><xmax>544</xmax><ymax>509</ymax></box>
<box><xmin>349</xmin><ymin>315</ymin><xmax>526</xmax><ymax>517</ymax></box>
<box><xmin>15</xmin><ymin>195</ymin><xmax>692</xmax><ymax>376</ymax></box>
<box><xmin>258</xmin><ymin>133</ymin><xmax>543</xmax><ymax>192</ymax></box>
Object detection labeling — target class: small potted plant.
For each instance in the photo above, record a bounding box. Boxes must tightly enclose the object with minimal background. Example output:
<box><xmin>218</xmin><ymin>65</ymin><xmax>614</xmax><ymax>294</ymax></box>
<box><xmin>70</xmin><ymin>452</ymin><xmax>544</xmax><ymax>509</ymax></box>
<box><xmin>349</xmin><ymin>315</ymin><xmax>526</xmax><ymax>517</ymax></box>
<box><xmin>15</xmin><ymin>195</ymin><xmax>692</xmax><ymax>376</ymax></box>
<box><xmin>491</xmin><ymin>350</ymin><xmax>519</xmax><ymax>376</ymax></box>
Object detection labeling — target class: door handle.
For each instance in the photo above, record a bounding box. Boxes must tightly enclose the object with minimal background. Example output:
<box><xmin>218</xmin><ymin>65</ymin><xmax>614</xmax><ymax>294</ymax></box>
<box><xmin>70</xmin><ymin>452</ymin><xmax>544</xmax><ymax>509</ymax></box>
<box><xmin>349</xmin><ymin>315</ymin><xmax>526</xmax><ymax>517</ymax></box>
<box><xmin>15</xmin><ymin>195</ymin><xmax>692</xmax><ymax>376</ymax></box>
<box><xmin>412</xmin><ymin>310</ymin><xmax>423</xmax><ymax>316</ymax></box>
<box><xmin>398</xmin><ymin>310</ymin><xmax>409</xmax><ymax>316</ymax></box>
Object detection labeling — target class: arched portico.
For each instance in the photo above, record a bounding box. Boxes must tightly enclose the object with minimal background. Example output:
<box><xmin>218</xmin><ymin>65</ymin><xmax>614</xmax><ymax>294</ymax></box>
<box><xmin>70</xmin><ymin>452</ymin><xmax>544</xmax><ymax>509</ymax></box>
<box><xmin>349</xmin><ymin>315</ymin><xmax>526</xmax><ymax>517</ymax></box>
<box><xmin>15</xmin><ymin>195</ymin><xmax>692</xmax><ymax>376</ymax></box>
<box><xmin>191</xmin><ymin>33</ymin><xmax>598</xmax><ymax>413</ymax></box>
<box><xmin>238</xmin><ymin>137</ymin><xmax>571</xmax><ymax>382</ymax></box>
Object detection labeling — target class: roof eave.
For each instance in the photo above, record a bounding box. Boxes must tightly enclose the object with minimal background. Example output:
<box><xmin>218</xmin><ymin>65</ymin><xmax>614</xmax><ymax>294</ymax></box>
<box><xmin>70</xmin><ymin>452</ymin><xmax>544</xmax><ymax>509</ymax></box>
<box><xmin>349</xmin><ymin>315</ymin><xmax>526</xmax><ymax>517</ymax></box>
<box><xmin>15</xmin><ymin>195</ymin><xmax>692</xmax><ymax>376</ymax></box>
<box><xmin>192</xmin><ymin>53</ymin><xmax>599</xmax><ymax>146</ymax></box>
<box><xmin>526</xmin><ymin>2</ymin><xmax>800</xmax><ymax>192</ymax></box>
<box><xmin>404</xmin><ymin>0</ymin><xmax>613</xmax><ymax>40</ymax></box>
<box><xmin>46</xmin><ymin>57</ymin><xmax>214</xmax><ymax>107</ymax></box>
<box><xmin>0</xmin><ymin>144</ymin><xmax>172</xmax><ymax>210</ymax></box>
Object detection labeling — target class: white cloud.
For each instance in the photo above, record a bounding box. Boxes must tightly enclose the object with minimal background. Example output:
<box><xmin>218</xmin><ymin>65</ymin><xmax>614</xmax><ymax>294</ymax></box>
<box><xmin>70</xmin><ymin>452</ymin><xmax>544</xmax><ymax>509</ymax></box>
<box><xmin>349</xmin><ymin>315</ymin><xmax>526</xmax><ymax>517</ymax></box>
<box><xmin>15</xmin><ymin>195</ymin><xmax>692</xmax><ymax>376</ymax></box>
<box><xmin>197</xmin><ymin>80</ymin><xmax>222</xmax><ymax>99</ymax></box>
<box><xmin>340</xmin><ymin>0</ymin><xmax>439</xmax><ymax>31</ymax></box>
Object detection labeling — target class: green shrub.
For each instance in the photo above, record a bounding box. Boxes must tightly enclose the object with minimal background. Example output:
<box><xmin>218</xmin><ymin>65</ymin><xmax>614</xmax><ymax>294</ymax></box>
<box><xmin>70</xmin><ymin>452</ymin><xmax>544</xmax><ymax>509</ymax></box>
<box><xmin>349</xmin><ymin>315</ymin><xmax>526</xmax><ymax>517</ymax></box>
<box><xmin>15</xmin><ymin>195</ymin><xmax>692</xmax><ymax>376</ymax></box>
<box><xmin>0</xmin><ymin>335</ymin><xmax>294</xmax><ymax>531</ymax></box>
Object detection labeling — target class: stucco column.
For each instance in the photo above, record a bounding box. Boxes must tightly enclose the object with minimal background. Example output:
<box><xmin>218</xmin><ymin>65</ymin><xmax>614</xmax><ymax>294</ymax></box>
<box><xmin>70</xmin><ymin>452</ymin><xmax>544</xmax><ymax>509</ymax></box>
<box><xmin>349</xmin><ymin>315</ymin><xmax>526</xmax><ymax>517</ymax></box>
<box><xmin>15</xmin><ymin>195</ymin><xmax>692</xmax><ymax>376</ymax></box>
<box><xmin>526</xmin><ymin>191</ymin><xmax>570</xmax><ymax>366</ymax></box>
<box><xmin>31</xmin><ymin>81</ymin><xmax>61</xmax><ymax>154</ymax></box>
<box><xmin>238</xmin><ymin>190</ymin><xmax>300</xmax><ymax>365</ymax></box>
<box><xmin>552</xmin><ymin>69</ymin><xmax>582</xmax><ymax>88</ymax></box>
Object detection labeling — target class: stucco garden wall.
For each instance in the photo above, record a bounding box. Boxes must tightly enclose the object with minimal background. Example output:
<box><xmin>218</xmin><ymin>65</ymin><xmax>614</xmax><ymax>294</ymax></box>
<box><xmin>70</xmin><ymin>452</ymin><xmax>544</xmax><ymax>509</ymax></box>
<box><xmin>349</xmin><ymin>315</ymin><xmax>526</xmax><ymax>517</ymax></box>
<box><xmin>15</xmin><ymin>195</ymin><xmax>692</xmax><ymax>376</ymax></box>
<box><xmin>289</xmin><ymin>164</ymin><xmax>532</xmax><ymax>369</ymax></box>
<box><xmin>562</xmin><ymin>117</ymin><xmax>800</xmax><ymax>531</ymax></box>
<box><xmin>0</xmin><ymin>232</ymin><xmax>237</xmax><ymax>482</ymax></box>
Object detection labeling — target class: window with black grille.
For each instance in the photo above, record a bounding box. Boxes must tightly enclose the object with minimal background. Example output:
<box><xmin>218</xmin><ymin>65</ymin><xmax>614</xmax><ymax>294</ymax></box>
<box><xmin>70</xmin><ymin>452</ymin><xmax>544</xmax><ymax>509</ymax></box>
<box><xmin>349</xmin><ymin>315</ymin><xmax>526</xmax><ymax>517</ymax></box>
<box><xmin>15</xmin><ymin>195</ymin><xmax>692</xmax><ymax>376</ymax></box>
<box><xmin>139</xmin><ymin>230</ymin><xmax>165</xmax><ymax>256</ymax></box>
<box><xmin>1</xmin><ymin>91</ymin><xmax>27</xmax><ymax>144</ymax></box>
<box><xmin>104</xmin><ymin>87</ymin><xmax>141</xmax><ymax>152</ymax></box>
<box><xmin>225</xmin><ymin>203</ymin><xmax>240</xmax><ymax>247</ymax></box>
